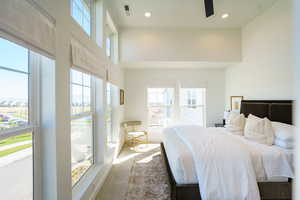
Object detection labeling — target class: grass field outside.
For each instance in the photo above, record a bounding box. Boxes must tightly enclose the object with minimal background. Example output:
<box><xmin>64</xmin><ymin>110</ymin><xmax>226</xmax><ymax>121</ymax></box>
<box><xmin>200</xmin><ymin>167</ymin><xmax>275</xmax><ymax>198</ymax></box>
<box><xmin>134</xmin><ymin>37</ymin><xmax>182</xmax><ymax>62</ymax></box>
<box><xmin>0</xmin><ymin>106</ymin><xmax>32</xmax><ymax>158</ymax></box>
<box><xmin>0</xmin><ymin>133</ymin><xmax>32</xmax><ymax>158</ymax></box>
<box><xmin>0</xmin><ymin>133</ymin><xmax>32</xmax><ymax>147</ymax></box>
<box><xmin>0</xmin><ymin>143</ymin><xmax>32</xmax><ymax>158</ymax></box>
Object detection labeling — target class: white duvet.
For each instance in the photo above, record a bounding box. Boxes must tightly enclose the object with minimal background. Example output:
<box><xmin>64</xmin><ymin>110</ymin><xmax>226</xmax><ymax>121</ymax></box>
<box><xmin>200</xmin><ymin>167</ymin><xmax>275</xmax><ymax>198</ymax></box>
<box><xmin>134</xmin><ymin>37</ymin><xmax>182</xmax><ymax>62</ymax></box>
<box><xmin>172</xmin><ymin>126</ymin><xmax>261</xmax><ymax>200</ymax></box>
<box><xmin>163</xmin><ymin>127</ymin><xmax>294</xmax><ymax>184</ymax></box>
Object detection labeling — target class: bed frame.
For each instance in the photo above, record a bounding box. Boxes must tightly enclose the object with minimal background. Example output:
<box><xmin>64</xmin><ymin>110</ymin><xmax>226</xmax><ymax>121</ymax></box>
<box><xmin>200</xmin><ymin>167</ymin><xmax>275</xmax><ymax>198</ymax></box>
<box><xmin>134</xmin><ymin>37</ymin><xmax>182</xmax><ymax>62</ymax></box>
<box><xmin>161</xmin><ymin>100</ymin><xmax>293</xmax><ymax>200</ymax></box>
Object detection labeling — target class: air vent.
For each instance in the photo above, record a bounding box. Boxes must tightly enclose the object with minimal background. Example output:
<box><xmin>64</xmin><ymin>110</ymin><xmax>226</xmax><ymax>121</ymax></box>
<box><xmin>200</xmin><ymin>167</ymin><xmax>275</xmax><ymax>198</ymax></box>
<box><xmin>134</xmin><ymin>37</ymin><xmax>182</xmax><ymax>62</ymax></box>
<box><xmin>124</xmin><ymin>5</ymin><xmax>130</xmax><ymax>16</ymax></box>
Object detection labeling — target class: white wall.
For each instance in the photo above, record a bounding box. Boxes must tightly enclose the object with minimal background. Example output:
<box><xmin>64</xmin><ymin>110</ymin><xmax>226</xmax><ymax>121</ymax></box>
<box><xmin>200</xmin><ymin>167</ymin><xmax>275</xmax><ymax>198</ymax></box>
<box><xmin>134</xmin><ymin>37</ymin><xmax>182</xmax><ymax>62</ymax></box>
<box><xmin>124</xmin><ymin>68</ymin><xmax>225</xmax><ymax>142</ymax></box>
<box><xmin>120</xmin><ymin>28</ymin><xmax>241</xmax><ymax>62</ymax></box>
<box><xmin>109</xmin><ymin>64</ymin><xmax>125</xmax><ymax>155</ymax></box>
<box><xmin>225</xmin><ymin>0</ymin><xmax>294</xmax><ymax>108</ymax></box>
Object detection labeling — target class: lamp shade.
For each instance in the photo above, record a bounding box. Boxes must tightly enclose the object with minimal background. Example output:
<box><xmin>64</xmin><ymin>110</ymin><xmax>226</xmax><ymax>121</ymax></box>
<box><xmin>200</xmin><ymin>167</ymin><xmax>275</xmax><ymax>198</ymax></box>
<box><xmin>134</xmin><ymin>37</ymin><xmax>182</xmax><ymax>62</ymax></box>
<box><xmin>224</xmin><ymin>111</ymin><xmax>230</xmax><ymax>120</ymax></box>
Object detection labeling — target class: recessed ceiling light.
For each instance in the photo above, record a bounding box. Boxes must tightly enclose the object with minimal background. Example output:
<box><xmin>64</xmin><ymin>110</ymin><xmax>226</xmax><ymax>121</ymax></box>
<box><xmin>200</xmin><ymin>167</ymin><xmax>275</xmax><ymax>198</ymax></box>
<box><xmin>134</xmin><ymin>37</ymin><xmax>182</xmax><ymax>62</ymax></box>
<box><xmin>222</xmin><ymin>13</ymin><xmax>229</xmax><ymax>19</ymax></box>
<box><xmin>145</xmin><ymin>12</ymin><xmax>152</xmax><ymax>18</ymax></box>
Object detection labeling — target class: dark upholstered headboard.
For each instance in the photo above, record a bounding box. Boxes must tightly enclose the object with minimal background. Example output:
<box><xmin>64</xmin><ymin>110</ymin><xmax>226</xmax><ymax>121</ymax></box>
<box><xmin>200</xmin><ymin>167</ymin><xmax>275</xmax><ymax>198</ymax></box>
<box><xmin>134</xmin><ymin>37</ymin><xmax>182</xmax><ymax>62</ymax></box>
<box><xmin>240</xmin><ymin>100</ymin><xmax>293</xmax><ymax>125</ymax></box>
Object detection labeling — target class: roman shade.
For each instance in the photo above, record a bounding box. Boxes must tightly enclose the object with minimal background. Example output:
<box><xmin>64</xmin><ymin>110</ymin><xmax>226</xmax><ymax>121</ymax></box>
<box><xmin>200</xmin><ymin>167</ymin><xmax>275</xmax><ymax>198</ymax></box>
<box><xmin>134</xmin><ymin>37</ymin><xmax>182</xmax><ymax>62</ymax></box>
<box><xmin>71</xmin><ymin>39</ymin><xmax>106</xmax><ymax>78</ymax></box>
<box><xmin>0</xmin><ymin>0</ymin><xmax>56</xmax><ymax>58</ymax></box>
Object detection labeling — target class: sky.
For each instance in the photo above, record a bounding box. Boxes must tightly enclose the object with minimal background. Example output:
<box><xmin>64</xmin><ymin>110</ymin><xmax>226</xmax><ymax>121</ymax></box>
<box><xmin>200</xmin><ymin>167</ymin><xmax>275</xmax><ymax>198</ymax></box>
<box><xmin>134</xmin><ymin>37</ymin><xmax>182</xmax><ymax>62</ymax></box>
<box><xmin>0</xmin><ymin>38</ymin><xmax>28</xmax><ymax>101</ymax></box>
<box><xmin>0</xmin><ymin>0</ymin><xmax>90</xmax><ymax>102</ymax></box>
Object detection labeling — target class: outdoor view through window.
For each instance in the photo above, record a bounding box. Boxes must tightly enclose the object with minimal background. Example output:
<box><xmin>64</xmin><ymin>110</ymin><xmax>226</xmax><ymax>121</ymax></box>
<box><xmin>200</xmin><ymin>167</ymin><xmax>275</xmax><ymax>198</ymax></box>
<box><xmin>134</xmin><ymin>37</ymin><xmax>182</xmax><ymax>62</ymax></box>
<box><xmin>71</xmin><ymin>69</ymin><xmax>94</xmax><ymax>186</ymax></box>
<box><xmin>0</xmin><ymin>38</ymin><xmax>33</xmax><ymax>200</ymax></box>
<box><xmin>180</xmin><ymin>88</ymin><xmax>206</xmax><ymax>126</ymax></box>
<box><xmin>71</xmin><ymin>0</ymin><xmax>91</xmax><ymax>36</ymax></box>
<box><xmin>148</xmin><ymin>88</ymin><xmax>174</xmax><ymax>127</ymax></box>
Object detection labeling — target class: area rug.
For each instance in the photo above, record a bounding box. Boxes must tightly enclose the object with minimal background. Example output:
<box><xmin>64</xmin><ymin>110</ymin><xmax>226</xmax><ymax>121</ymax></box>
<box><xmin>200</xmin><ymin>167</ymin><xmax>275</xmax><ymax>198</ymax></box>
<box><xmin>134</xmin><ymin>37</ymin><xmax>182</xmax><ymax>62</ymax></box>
<box><xmin>124</xmin><ymin>147</ymin><xmax>171</xmax><ymax>200</ymax></box>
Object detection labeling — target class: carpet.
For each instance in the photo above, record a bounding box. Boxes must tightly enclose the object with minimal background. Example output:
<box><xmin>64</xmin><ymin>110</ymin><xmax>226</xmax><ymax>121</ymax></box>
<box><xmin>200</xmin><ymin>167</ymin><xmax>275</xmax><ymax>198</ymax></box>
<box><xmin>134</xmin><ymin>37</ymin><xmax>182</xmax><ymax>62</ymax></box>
<box><xmin>124</xmin><ymin>147</ymin><xmax>171</xmax><ymax>200</ymax></box>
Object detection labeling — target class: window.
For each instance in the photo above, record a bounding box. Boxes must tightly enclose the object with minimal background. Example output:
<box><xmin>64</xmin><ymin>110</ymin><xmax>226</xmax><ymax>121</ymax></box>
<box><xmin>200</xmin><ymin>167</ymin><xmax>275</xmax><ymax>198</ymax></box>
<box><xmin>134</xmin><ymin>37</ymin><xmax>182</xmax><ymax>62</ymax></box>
<box><xmin>71</xmin><ymin>0</ymin><xmax>92</xmax><ymax>36</ymax></box>
<box><xmin>105</xmin><ymin>12</ymin><xmax>118</xmax><ymax>63</ymax></box>
<box><xmin>106</xmin><ymin>32</ymin><xmax>115</xmax><ymax>60</ymax></box>
<box><xmin>106</xmin><ymin>83</ymin><xmax>119</xmax><ymax>147</ymax></box>
<box><xmin>180</xmin><ymin>88</ymin><xmax>206</xmax><ymax>126</ymax></box>
<box><xmin>106</xmin><ymin>83</ymin><xmax>113</xmax><ymax>145</ymax></box>
<box><xmin>106</xmin><ymin>37</ymin><xmax>111</xmax><ymax>58</ymax></box>
<box><xmin>70</xmin><ymin>69</ymin><xmax>94</xmax><ymax>186</ymax></box>
<box><xmin>148</xmin><ymin>88</ymin><xmax>174</xmax><ymax>127</ymax></box>
<box><xmin>0</xmin><ymin>38</ymin><xmax>39</xmax><ymax>200</ymax></box>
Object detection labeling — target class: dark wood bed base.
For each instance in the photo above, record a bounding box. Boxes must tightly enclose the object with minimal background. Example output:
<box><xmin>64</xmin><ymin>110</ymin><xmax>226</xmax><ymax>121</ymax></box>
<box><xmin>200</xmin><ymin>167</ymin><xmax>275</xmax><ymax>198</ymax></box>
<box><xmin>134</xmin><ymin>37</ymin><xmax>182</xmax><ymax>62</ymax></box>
<box><xmin>161</xmin><ymin>100</ymin><xmax>293</xmax><ymax>200</ymax></box>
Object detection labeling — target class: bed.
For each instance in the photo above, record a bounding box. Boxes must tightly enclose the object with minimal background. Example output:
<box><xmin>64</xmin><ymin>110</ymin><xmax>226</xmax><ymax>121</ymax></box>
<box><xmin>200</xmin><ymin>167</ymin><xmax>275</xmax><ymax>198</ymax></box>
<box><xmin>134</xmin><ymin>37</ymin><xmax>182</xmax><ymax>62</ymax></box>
<box><xmin>161</xmin><ymin>100</ymin><xmax>293</xmax><ymax>200</ymax></box>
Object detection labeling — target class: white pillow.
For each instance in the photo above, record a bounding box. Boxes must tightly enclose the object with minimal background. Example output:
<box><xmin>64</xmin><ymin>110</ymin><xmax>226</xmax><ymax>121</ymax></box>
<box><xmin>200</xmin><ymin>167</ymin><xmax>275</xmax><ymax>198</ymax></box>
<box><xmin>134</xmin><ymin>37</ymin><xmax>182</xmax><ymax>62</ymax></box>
<box><xmin>225</xmin><ymin>113</ymin><xmax>246</xmax><ymax>135</ymax></box>
<box><xmin>225</xmin><ymin>112</ymin><xmax>239</xmax><ymax>125</ymax></box>
<box><xmin>244</xmin><ymin>114</ymin><xmax>275</xmax><ymax>146</ymax></box>
<box><xmin>274</xmin><ymin>138</ymin><xmax>293</xmax><ymax>149</ymax></box>
<box><xmin>271</xmin><ymin>122</ymin><xmax>294</xmax><ymax>142</ymax></box>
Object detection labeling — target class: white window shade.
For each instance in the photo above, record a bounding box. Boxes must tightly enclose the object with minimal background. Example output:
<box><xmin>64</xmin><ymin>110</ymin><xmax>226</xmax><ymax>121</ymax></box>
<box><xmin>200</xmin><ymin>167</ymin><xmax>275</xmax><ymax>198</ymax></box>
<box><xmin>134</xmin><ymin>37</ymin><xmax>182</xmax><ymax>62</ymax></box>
<box><xmin>0</xmin><ymin>0</ymin><xmax>56</xmax><ymax>58</ymax></box>
<box><xmin>71</xmin><ymin>39</ymin><xmax>106</xmax><ymax>78</ymax></box>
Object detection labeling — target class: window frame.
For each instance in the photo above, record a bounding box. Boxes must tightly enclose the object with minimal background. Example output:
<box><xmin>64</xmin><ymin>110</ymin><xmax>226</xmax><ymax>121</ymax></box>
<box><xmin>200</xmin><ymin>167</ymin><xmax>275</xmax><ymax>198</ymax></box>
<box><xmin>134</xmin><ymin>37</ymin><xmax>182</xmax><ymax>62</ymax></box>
<box><xmin>105</xmin><ymin>11</ymin><xmax>118</xmax><ymax>63</ymax></box>
<box><xmin>147</xmin><ymin>88</ymin><xmax>175</xmax><ymax>128</ymax></box>
<box><xmin>0</xmin><ymin>43</ymin><xmax>42</xmax><ymax>200</ymax></box>
<box><xmin>70</xmin><ymin>0</ymin><xmax>93</xmax><ymax>36</ymax></box>
<box><xmin>106</xmin><ymin>36</ymin><xmax>111</xmax><ymax>58</ymax></box>
<box><xmin>71</xmin><ymin>75</ymin><xmax>105</xmax><ymax>200</ymax></box>
<box><xmin>106</xmin><ymin>82</ymin><xmax>113</xmax><ymax>145</ymax></box>
<box><xmin>179</xmin><ymin>88</ymin><xmax>206</xmax><ymax>126</ymax></box>
<box><xmin>70</xmin><ymin>68</ymin><xmax>96</xmax><ymax>187</ymax></box>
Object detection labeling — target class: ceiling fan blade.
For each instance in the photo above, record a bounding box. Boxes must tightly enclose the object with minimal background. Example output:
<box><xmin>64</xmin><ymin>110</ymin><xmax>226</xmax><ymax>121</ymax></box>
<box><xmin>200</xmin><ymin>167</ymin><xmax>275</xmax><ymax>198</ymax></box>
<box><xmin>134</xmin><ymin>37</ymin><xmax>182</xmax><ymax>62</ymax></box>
<box><xmin>204</xmin><ymin>0</ymin><xmax>214</xmax><ymax>18</ymax></box>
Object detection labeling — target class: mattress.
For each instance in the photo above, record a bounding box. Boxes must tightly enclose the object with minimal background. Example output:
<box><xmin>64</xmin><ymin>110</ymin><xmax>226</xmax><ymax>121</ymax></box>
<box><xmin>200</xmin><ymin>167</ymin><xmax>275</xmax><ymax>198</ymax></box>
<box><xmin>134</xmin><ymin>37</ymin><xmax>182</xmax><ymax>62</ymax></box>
<box><xmin>162</xmin><ymin>127</ymin><xmax>293</xmax><ymax>184</ymax></box>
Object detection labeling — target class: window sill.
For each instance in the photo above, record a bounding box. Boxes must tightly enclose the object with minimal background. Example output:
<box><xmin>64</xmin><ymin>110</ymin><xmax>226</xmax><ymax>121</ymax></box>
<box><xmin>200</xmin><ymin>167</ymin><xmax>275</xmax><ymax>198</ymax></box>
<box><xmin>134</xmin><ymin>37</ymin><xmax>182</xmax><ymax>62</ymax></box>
<box><xmin>72</xmin><ymin>163</ymin><xmax>105</xmax><ymax>200</ymax></box>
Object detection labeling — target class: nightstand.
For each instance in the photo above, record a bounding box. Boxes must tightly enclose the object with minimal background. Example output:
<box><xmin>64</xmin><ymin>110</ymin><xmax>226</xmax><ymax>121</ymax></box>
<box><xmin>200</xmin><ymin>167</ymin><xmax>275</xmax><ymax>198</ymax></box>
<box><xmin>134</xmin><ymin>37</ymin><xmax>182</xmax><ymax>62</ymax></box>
<box><xmin>214</xmin><ymin>123</ymin><xmax>225</xmax><ymax>127</ymax></box>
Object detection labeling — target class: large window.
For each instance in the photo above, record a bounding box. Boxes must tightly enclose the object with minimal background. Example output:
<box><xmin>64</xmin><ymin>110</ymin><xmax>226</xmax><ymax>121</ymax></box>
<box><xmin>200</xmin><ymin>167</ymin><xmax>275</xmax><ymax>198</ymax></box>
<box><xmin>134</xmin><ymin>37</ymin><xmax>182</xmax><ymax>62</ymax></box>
<box><xmin>106</xmin><ymin>83</ymin><xmax>112</xmax><ymax>145</ymax></box>
<box><xmin>105</xmin><ymin>12</ymin><xmax>118</xmax><ymax>63</ymax></box>
<box><xmin>71</xmin><ymin>0</ymin><xmax>92</xmax><ymax>36</ymax></box>
<box><xmin>106</xmin><ymin>83</ymin><xmax>120</xmax><ymax>148</ymax></box>
<box><xmin>70</xmin><ymin>69</ymin><xmax>94</xmax><ymax>186</ymax></box>
<box><xmin>0</xmin><ymin>38</ymin><xmax>36</xmax><ymax>199</ymax></box>
<box><xmin>106</xmin><ymin>33</ymin><xmax>117</xmax><ymax>63</ymax></box>
<box><xmin>106</xmin><ymin>83</ymin><xmax>119</xmax><ymax>146</ymax></box>
<box><xmin>106</xmin><ymin>36</ymin><xmax>111</xmax><ymax>58</ymax></box>
<box><xmin>180</xmin><ymin>88</ymin><xmax>206</xmax><ymax>126</ymax></box>
<box><xmin>148</xmin><ymin>88</ymin><xmax>174</xmax><ymax>127</ymax></box>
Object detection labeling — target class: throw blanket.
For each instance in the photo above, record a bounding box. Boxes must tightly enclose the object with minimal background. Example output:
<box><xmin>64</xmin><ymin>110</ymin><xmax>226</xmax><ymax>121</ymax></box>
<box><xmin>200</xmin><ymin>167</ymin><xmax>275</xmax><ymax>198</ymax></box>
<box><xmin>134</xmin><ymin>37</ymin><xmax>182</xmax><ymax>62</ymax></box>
<box><xmin>173</xmin><ymin>126</ymin><xmax>260</xmax><ymax>200</ymax></box>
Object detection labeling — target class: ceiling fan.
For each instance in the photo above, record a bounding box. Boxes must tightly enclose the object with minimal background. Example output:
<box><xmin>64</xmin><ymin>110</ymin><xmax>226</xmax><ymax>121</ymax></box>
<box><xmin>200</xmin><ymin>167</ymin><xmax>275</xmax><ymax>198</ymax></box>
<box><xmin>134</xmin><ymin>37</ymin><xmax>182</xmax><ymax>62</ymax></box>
<box><xmin>204</xmin><ymin>0</ymin><xmax>214</xmax><ymax>18</ymax></box>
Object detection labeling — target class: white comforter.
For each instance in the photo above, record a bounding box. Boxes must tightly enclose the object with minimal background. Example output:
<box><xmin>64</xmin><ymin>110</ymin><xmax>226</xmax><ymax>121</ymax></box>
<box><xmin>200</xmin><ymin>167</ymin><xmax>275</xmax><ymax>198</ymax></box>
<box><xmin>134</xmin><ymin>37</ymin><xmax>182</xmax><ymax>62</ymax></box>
<box><xmin>163</xmin><ymin>126</ymin><xmax>294</xmax><ymax>184</ymax></box>
<box><xmin>173</xmin><ymin>126</ymin><xmax>261</xmax><ymax>200</ymax></box>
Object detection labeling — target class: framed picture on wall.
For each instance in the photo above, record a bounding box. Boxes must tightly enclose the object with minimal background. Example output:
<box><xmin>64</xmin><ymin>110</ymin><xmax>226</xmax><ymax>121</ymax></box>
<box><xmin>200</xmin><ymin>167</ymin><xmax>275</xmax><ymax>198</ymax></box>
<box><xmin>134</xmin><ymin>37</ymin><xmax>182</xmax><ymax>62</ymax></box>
<box><xmin>231</xmin><ymin>96</ymin><xmax>243</xmax><ymax>113</ymax></box>
<box><xmin>120</xmin><ymin>89</ymin><xmax>125</xmax><ymax>105</ymax></box>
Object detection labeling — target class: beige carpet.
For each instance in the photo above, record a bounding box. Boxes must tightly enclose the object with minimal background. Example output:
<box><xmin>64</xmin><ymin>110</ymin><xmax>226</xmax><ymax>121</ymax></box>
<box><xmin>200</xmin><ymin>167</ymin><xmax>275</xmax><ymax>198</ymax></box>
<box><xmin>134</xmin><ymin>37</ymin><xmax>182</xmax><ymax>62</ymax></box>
<box><xmin>124</xmin><ymin>147</ymin><xmax>171</xmax><ymax>200</ymax></box>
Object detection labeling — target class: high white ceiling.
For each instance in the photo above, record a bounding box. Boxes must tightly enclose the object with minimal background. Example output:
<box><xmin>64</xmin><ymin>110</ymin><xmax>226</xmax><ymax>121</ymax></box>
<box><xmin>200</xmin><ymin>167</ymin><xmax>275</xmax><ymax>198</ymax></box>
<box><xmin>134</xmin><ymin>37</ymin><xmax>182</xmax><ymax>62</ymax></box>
<box><xmin>107</xmin><ymin>0</ymin><xmax>277</xmax><ymax>28</ymax></box>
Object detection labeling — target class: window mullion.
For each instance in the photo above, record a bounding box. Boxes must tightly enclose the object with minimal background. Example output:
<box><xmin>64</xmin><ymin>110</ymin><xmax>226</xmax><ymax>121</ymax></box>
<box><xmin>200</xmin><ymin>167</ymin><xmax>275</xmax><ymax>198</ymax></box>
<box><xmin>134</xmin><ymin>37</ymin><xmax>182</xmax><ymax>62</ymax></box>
<box><xmin>91</xmin><ymin>77</ymin><xmax>95</xmax><ymax>165</ymax></box>
<box><xmin>71</xmin><ymin>112</ymin><xmax>93</xmax><ymax>120</ymax></box>
<box><xmin>29</xmin><ymin>51</ymin><xmax>41</xmax><ymax>128</ymax></box>
<box><xmin>29</xmin><ymin>50</ymin><xmax>43</xmax><ymax>200</ymax></box>
<box><xmin>28</xmin><ymin>50</ymin><xmax>33</xmax><ymax>127</ymax></box>
<box><xmin>81</xmin><ymin>74</ymin><xmax>84</xmax><ymax>113</ymax></box>
<box><xmin>0</xmin><ymin>65</ymin><xmax>29</xmax><ymax>75</ymax></box>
